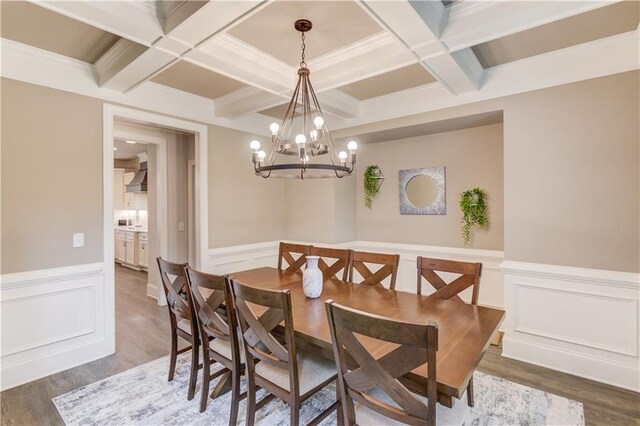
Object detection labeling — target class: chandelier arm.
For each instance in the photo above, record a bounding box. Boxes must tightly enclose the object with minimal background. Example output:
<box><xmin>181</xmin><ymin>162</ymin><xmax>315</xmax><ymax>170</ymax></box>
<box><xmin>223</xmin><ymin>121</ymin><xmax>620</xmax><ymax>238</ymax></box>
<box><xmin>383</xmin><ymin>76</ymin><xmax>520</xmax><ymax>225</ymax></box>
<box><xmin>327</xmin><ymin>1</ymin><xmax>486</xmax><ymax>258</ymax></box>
<box><xmin>307</xmin><ymin>78</ymin><xmax>340</xmax><ymax>165</ymax></box>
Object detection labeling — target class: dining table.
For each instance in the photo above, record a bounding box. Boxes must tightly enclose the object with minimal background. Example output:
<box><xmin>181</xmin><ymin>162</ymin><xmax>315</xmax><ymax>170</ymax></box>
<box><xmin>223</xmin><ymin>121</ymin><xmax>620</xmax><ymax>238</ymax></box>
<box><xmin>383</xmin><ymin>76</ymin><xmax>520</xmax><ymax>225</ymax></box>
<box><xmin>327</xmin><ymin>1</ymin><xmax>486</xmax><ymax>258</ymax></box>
<box><xmin>228</xmin><ymin>266</ymin><xmax>505</xmax><ymax>408</ymax></box>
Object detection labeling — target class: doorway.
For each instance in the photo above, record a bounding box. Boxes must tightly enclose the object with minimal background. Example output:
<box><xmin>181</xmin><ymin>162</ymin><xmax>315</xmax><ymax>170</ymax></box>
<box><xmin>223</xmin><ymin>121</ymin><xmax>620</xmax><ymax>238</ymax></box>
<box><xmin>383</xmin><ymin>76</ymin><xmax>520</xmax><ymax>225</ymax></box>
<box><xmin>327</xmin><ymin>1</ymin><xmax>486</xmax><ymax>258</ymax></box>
<box><xmin>102</xmin><ymin>104</ymin><xmax>208</xmax><ymax>356</ymax></box>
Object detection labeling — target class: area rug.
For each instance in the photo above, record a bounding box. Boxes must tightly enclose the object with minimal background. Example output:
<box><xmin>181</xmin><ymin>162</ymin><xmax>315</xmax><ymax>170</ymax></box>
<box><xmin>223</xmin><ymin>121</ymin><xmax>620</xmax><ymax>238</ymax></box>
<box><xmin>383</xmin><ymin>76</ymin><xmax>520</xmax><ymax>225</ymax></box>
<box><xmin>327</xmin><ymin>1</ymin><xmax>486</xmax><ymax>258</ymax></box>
<box><xmin>53</xmin><ymin>353</ymin><xmax>584</xmax><ymax>425</ymax></box>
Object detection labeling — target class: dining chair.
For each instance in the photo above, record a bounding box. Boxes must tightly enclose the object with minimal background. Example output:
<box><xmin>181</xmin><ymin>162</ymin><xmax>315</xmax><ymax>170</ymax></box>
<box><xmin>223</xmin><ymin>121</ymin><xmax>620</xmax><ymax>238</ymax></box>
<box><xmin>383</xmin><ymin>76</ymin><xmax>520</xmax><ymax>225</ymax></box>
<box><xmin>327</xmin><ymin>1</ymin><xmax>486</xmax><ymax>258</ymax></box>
<box><xmin>309</xmin><ymin>246</ymin><xmax>352</xmax><ymax>281</ymax></box>
<box><xmin>325</xmin><ymin>300</ymin><xmax>469</xmax><ymax>426</ymax></box>
<box><xmin>157</xmin><ymin>257</ymin><xmax>200</xmax><ymax>401</ymax></box>
<box><xmin>416</xmin><ymin>256</ymin><xmax>482</xmax><ymax>407</ymax></box>
<box><xmin>348</xmin><ymin>250</ymin><xmax>400</xmax><ymax>289</ymax></box>
<box><xmin>229</xmin><ymin>280</ymin><xmax>338</xmax><ymax>426</ymax></box>
<box><xmin>184</xmin><ymin>267</ymin><xmax>244</xmax><ymax>419</ymax></box>
<box><xmin>277</xmin><ymin>242</ymin><xmax>312</xmax><ymax>273</ymax></box>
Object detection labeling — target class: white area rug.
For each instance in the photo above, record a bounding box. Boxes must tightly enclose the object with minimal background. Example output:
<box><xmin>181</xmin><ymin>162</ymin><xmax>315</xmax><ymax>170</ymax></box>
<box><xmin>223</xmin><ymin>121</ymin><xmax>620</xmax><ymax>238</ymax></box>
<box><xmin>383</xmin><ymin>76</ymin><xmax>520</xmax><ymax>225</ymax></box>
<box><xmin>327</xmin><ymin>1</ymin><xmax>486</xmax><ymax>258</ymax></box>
<box><xmin>53</xmin><ymin>353</ymin><xmax>584</xmax><ymax>425</ymax></box>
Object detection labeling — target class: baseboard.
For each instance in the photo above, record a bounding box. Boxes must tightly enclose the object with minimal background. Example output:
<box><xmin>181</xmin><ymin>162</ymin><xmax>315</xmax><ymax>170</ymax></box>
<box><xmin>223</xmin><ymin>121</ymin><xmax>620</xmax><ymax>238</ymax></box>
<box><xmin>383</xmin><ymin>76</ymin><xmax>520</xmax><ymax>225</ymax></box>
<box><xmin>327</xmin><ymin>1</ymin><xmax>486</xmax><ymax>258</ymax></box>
<box><xmin>1</xmin><ymin>262</ymin><xmax>109</xmax><ymax>391</ymax></box>
<box><xmin>146</xmin><ymin>282</ymin><xmax>158</xmax><ymax>300</ymax></box>
<box><xmin>1</xmin><ymin>336</ymin><xmax>109</xmax><ymax>391</ymax></box>
<box><xmin>503</xmin><ymin>336</ymin><xmax>639</xmax><ymax>392</ymax></box>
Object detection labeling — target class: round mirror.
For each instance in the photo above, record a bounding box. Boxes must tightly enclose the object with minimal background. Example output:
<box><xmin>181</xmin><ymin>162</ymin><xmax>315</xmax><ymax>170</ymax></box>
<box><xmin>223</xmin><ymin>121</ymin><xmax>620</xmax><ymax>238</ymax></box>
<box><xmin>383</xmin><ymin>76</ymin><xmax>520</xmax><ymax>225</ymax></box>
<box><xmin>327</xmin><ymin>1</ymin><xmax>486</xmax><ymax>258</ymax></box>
<box><xmin>406</xmin><ymin>174</ymin><xmax>438</xmax><ymax>208</ymax></box>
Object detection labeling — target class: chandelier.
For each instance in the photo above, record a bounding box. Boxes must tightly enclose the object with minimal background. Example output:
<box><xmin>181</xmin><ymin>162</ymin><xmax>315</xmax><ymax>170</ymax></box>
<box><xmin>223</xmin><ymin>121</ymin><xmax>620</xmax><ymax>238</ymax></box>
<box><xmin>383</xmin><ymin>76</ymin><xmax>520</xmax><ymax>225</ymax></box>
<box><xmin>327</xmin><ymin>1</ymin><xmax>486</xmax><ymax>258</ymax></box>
<box><xmin>250</xmin><ymin>19</ymin><xmax>357</xmax><ymax>179</ymax></box>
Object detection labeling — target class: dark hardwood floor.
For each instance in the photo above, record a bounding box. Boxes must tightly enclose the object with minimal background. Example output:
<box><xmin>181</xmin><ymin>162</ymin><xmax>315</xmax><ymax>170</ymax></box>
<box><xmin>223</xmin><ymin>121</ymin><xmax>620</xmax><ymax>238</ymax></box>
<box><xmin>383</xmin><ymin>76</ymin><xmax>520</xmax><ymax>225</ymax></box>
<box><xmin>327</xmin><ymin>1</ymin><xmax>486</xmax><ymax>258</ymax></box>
<box><xmin>1</xmin><ymin>264</ymin><xmax>638</xmax><ymax>425</ymax></box>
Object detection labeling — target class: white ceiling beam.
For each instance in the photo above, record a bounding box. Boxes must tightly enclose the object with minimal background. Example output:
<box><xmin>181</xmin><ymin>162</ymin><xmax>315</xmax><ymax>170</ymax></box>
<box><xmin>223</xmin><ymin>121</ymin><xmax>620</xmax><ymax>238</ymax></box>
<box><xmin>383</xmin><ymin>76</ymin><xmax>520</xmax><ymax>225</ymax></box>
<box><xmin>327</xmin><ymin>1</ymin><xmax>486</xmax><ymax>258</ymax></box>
<box><xmin>359</xmin><ymin>0</ymin><xmax>485</xmax><ymax>95</ymax></box>
<box><xmin>335</xmin><ymin>29</ymin><xmax>640</xmax><ymax>129</ymax></box>
<box><xmin>79</xmin><ymin>1</ymin><xmax>269</xmax><ymax>92</ymax></box>
<box><xmin>443</xmin><ymin>1</ymin><xmax>624</xmax><ymax>52</ymax></box>
<box><xmin>31</xmin><ymin>1</ymin><xmax>163</xmax><ymax>46</ymax></box>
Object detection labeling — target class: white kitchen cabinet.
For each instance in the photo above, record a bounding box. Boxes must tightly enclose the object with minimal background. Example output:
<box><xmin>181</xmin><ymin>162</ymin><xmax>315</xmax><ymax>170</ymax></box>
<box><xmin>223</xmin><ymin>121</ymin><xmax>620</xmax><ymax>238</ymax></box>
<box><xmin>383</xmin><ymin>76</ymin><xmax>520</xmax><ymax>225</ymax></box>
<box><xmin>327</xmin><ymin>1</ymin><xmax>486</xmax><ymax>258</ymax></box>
<box><xmin>125</xmin><ymin>240</ymin><xmax>136</xmax><ymax>265</ymax></box>
<box><xmin>124</xmin><ymin>172</ymin><xmax>135</xmax><ymax>209</ymax></box>
<box><xmin>115</xmin><ymin>234</ymin><xmax>126</xmax><ymax>263</ymax></box>
<box><xmin>114</xmin><ymin>169</ymin><xmax>124</xmax><ymax>210</ymax></box>
<box><xmin>137</xmin><ymin>240</ymin><xmax>148</xmax><ymax>269</ymax></box>
<box><xmin>134</xmin><ymin>192</ymin><xmax>148</xmax><ymax>211</ymax></box>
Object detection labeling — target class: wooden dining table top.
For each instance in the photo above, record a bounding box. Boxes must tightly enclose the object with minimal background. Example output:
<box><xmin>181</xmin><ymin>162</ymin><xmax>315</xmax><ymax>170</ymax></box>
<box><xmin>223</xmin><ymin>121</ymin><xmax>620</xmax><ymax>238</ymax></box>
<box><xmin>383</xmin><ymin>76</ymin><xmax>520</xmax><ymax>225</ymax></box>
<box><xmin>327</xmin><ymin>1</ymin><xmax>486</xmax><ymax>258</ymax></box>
<box><xmin>228</xmin><ymin>267</ymin><xmax>505</xmax><ymax>405</ymax></box>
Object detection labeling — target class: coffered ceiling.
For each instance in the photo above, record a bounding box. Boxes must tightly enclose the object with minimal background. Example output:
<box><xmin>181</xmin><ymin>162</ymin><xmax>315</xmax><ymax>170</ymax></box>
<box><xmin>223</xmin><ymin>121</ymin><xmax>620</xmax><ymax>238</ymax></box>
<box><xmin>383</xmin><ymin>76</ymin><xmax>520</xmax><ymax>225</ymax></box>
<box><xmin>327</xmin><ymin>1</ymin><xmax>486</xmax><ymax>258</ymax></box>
<box><xmin>1</xmin><ymin>0</ymin><xmax>638</xmax><ymax>134</ymax></box>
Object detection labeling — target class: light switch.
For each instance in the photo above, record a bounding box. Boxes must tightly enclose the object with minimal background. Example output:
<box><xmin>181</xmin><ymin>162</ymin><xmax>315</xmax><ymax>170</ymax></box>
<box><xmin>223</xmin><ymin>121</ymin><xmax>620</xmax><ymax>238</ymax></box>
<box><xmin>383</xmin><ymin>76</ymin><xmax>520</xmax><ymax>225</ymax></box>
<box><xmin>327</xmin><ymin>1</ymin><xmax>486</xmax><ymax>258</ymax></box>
<box><xmin>177</xmin><ymin>222</ymin><xmax>185</xmax><ymax>232</ymax></box>
<box><xmin>73</xmin><ymin>233</ymin><xmax>85</xmax><ymax>248</ymax></box>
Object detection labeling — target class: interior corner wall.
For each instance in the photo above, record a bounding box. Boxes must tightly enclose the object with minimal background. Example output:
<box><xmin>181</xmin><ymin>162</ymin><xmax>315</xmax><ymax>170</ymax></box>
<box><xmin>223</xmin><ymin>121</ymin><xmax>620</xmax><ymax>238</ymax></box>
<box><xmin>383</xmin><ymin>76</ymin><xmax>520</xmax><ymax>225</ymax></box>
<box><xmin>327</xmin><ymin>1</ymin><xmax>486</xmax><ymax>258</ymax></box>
<box><xmin>340</xmin><ymin>71</ymin><xmax>640</xmax><ymax>273</ymax></box>
<box><xmin>207</xmin><ymin>125</ymin><xmax>286</xmax><ymax>248</ymax></box>
<box><xmin>355</xmin><ymin>123</ymin><xmax>504</xmax><ymax>250</ymax></box>
<box><xmin>1</xmin><ymin>78</ymin><xmax>103</xmax><ymax>274</ymax></box>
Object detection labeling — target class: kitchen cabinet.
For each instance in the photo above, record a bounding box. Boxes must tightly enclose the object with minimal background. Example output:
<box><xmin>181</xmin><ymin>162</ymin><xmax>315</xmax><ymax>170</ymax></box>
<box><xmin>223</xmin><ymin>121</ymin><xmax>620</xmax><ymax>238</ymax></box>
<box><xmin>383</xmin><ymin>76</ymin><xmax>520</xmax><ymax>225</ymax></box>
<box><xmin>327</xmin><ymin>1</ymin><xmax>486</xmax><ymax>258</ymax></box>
<box><xmin>114</xmin><ymin>169</ymin><xmax>124</xmax><ymax>210</ymax></box>
<box><xmin>125</xmin><ymin>240</ymin><xmax>136</xmax><ymax>265</ymax></box>
<box><xmin>137</xmin><ymin>241</ymin><xmax>148</xmax><ymax>269</ymax></box>
<box><xmin>115</xmin><ymin>231</ymin><xmax>126</xmax><ymax>263</ymax></box>
<box><xmin>124</xmin><ymin>172</ymin><xmax>135</xmax><ymax>209</ymax></box>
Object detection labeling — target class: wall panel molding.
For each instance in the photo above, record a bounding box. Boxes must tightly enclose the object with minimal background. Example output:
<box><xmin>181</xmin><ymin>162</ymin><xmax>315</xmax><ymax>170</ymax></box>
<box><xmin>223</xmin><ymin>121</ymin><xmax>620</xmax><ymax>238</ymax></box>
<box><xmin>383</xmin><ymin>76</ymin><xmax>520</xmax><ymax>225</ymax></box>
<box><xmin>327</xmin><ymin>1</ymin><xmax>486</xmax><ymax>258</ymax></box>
<box><xmin>502</xmin><ymin>260</ymin><xmax>640</xmax><ymax>391</ymax></box>
<box><xmin>0</xmin><ymin>263</ymin><xmax>107</xmax><ymax>391</ymax></box>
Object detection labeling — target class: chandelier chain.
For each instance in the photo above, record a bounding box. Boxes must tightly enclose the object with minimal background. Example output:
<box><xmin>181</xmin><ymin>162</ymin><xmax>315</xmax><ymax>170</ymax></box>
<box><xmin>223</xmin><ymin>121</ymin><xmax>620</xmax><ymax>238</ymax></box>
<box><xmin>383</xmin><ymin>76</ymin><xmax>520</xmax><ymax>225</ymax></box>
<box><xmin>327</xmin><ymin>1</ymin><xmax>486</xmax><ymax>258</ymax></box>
<box><xmin>300</xmin><ymin>32</ymin><xmax>307</xmax><ymax>68</ymax></box>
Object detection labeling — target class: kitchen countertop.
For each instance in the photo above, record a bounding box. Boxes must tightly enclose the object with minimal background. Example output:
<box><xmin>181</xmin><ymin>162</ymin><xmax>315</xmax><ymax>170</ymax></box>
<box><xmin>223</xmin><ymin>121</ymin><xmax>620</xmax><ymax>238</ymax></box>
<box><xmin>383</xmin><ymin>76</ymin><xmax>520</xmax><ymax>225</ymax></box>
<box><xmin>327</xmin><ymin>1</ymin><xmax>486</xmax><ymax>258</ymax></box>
<box><xmin>115</xmin><ymin>226</ymin><xmax>148</xmax><ymax>233</ymax></box>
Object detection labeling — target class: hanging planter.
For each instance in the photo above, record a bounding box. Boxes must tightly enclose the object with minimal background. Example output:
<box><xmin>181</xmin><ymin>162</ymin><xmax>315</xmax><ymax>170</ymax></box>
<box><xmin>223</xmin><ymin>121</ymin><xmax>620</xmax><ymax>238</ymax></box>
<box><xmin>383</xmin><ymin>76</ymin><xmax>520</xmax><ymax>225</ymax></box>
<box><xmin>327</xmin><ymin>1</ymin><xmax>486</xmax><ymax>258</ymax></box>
<box><xmin>459</xmin><ymin>188</ymin><xmax>489</xmax><ymax>245</ymax></box>
<box><xmin>363</xmin><ymin>165</ymin><xmax>384</xmax><ymax>209</ymax></box>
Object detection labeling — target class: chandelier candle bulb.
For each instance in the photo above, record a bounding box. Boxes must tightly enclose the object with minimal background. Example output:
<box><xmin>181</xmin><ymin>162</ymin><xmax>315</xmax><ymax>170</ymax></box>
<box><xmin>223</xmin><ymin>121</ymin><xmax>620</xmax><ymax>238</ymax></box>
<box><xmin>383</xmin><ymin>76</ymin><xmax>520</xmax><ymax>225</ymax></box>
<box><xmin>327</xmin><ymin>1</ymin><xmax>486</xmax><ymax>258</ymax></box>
<box><xmin>249</xmin><ymin>140</ymin><xmax>261</xmax><ymax>151</ymax></box>
<box><xmin>339</xmin><ymin>151</ymin><xmax>348</xmax><ymax>166</ymax></box>
<box><xmin>257</xmin><ymin>150</ymin><xmax>266</xmax><ymax>164</ymax></box>
<box><xmin>310</xmin><ymin>129</ymin><xmax>318</xmax><ymax>142</ymax></box>
<box><xmin>313</xmin><ymin>116</ymin><xmax>324</xmax><ymax>129</ymax></box>
<box><xmin>269</xmin><ymin>122</ymin><xmax>279</xmax><ymax>136</ymax></box>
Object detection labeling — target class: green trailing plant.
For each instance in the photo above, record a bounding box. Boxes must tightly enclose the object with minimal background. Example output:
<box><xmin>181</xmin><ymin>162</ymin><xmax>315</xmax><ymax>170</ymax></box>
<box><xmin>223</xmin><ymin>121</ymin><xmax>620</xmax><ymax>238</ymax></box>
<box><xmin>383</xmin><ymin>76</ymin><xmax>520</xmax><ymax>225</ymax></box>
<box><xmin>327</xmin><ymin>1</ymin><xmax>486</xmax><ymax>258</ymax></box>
<box><xmin>459</xmin><ymin>188</ymin><xmax>489</xmax><ymax>245</ymax></box>
<box><xmin>363</xmin><ymin>165</ymin><xmax>383</xmax><ymax>209</ymax></box>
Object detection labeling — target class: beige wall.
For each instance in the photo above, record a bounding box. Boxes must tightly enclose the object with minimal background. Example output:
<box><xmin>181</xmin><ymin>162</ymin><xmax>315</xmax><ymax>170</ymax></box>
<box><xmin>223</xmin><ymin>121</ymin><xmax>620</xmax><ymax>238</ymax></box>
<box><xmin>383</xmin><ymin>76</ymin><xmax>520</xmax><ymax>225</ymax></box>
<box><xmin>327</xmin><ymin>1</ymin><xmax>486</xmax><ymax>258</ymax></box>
<box><xmin>356</xmin><ymin>124</ymin><xmax>504</xmax><ymax>249</ymax></box>
<box><xmin>208</xmin><ymin>126</ymin><xmax>286</xmax><ymax>248</ymax></box>
<box><xmin>284</xmin><ymin>177</ymin><xmax>357</xmax><ymax>244</ymax></box>
<box><xmin>340</xmin><ymin>71</ymin><xmax>640</xmax><ymax>272</ymax></box>
<box><xmin>1</xmin><ymin>78</ymin><xmax>103</xmax><ymax>274</ymax></box>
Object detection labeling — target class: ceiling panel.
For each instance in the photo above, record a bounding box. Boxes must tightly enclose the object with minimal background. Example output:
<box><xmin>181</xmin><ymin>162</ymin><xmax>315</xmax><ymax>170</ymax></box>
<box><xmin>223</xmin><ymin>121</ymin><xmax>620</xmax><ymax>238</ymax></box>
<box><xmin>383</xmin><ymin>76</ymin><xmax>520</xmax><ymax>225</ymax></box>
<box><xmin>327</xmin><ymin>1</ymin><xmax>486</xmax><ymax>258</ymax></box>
<box><xmin>151</xmin><ymin>61</ymin><xmax>247</xmax><ymax>99</ymax></box>
<box><xmin>228</xmin><ymin>0</ymin><xmax>382</xmax><ymax>66</ymax></box>
<box><xmin>259</xmin><ymin>103</ymin><xmax>304</xmax><ymax>120</ymax></box>
<box><xmin>114</xmin><ymin>139</ymin><xmax>147</xmax><ymax>161</ymax></box>
<box><xmin>472</xmin><ymin>1</ymin><xmax>640</xmax><ymax>68</ymax></box>
<box><xmin>338</xmin><ymin>64</ymin><xmax>437</xmax><ymax>100</ymax></box>
<box><xmin>0</xmin><ymin>1</ymin><xmax>122</xmax><ymax>64</ymax></box>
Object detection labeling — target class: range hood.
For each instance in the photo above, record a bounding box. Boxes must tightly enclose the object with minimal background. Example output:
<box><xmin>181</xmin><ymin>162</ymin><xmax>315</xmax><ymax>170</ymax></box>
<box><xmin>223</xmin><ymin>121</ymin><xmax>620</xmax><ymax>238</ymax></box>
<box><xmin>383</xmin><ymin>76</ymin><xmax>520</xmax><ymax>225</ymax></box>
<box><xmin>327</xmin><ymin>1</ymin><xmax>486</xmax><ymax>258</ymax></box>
<box><xmin>126</xmin><ymin>153</ymin><xmax>147</xmax><ymax>193</ymax></box>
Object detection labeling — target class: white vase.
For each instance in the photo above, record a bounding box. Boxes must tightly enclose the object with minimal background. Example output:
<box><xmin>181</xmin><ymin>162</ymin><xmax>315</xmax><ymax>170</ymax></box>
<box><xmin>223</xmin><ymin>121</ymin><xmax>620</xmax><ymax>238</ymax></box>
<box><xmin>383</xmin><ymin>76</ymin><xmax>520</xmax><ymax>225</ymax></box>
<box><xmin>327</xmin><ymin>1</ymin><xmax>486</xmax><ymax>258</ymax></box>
<box><xmin>303</xmin><ymin>256</ymin><xmax>323</xmax><ymax>298</ymax></box>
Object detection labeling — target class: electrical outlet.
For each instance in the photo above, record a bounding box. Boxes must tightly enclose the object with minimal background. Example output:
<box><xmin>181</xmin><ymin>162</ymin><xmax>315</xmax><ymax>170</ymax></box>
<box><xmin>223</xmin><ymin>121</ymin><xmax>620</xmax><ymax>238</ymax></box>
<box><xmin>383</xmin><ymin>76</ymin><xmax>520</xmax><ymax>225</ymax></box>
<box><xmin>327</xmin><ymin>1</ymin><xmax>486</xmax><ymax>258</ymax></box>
<box><xmin>73</xmin><ymin>233</ymin><xmax>85</xmax><ymax>248</ymax></box>
<box><xmin>178</xmin><ymin>222</ymin><xmax>185</xmax><ymax>232</ymax></box>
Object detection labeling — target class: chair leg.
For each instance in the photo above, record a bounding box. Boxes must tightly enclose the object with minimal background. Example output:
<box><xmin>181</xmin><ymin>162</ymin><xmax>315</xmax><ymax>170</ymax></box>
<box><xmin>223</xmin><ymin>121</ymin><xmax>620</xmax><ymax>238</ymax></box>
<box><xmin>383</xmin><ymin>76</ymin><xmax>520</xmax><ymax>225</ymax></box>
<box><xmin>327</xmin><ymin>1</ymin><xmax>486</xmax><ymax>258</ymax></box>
<box><xmin>187</xmin><ymin>339</ymin><xmax>200</xmax><ymax>401</ymax></box>
<box><xmin>336</xmin><ymin>383</ymin><xmax>344</xmax><ymax>426</ymax></box>
<box><xmin>246</xmin><ymin>375</ymin><xmax>256</xmax><ymax>426</ymax></box>
<box><xmin>289</xmin><ymin>401</ymin><xmax>299</xmax><ymax>426</ymax></box>
<box><xmin>229</xmin><ymin>367</ymin><xmax>241</xmax><ymax>426</ymax></box>
<box><xmin>199</xmin><ymin>350</ymin><xmax>211</xmax><ymax>413</ymax></box>
<box><xmin>466</xmin><ymin>376</ymin><xmax>475</xmax><ymax>407</ymax></box>
<box><xmin>168</xmin><ymin>329</ymin><xmax>178</xmax><ymax>382</ymax></box>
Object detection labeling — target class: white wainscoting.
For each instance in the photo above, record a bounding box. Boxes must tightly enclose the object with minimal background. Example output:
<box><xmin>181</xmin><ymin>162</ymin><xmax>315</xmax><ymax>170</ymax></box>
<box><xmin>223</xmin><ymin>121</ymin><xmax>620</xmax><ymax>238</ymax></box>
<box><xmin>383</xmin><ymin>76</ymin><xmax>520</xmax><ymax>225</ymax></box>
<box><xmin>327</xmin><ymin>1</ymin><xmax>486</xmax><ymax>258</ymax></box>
<box><xmin>501</xmin><ymin>260</ymin><xmax>640</xmax><ymax>392</ymax></box>
<box><xmin>0</xmin><ymin>263</ymin><xmax>109</xmax><ymax>391</ymax></box>
<box><xmin>206</xmin><ymin>240</ymin><xmax>504</xmax><ymax>308</ymax></box>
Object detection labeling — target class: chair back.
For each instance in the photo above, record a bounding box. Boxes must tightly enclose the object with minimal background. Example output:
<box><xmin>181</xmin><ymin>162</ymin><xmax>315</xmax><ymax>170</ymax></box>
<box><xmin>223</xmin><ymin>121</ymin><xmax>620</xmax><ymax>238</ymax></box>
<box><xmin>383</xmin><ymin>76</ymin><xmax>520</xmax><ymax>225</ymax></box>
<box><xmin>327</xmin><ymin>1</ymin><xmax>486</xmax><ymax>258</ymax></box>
<box><xmin>184</xmin><ymin>267</ymin><xmax>240</xmax><ymax>362</ymax></box>
<box><xmin>348</xmin><ymin>251</ymin><xmax>400</xmax><ymax>289</ymax></box>
<box><xmin>310</xmin><ymin>246</ymin><xmax>352</xmax><ymax>281</ymax></box>
<box><xmin>278</xmin><ymin>242</ymin><xmax>311</xmax><ymax>273</ymax></box>
<box><xmin>325</xmin><ymin>300</ymin><xmax>438</xmax><ymax>426</ymax></box>
<box><xmin>157</xmin><ymin>257</ymin><xmax>195</xmax><ymax>330</ymax></box>
<box><xmin>417</xmin><ymin>257</ymin><xmax>482</xmax><ymax>305</ymax></box>
<box><xmin>229</xmin><ymin>280</ymin><xmax>298</xmax><ymax>392</ymax></box>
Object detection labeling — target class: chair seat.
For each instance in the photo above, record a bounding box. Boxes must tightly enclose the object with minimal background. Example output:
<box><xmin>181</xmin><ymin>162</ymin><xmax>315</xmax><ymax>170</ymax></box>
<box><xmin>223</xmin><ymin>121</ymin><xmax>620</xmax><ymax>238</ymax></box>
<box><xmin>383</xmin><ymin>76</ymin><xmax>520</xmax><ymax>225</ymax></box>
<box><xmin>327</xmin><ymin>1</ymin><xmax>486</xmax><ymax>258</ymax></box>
<box><xmin>177</xmin><ymin>319</ymin><xmax>192</xmax><ymax>335</ymax></box>
<box><xmin>354</xmin><ymin>387</ymin><xmax>469</xmax><ymax>426</ymax></box>
<box><xmin>209</xmin><ymin>338</ymin><xmax>245</xmax><ymax>363</ymax></box>
<box><xmin>254</xmin><ymin>349</ymin><xmax>336</xmax><ymax>396</ymax></box>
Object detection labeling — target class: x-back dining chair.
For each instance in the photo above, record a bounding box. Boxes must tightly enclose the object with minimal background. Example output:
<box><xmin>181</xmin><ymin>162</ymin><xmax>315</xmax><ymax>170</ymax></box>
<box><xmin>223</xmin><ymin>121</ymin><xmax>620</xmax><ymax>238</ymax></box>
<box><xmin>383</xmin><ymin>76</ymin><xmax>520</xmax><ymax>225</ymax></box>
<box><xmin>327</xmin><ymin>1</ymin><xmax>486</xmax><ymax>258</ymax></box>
<box><xmin>278</xmin><ymin>242</ymin><xmax>311</xmax><ymax>273</ymax></box>
<box><xmin>184</xmin><ymin>267</ymin><xmax>244</xmax><ymax>420</ymax></box>
<box><xmin>229</xmin><ymin>280</ymin><xmax>338</xmax><ymax>426</ymax></box>
<box><xmin>309</xmin><ymin>246</ymin><xmax>351</xmax><ymax>281</ymax></box>
<box><xmin>416</xmin><ymin>256</ymin><xmax>483</xmax><ymax>406</ymax></box>
<box><xmin>325</xmin><ymin>300</ymin><xmax>469</xmax><ymax>426</ymax></box>
<box><xmin>157</xmin><ymin>257</ymin><xmax>200</xmax><ymax>401</ymax></box>
<box><xmin>348</xmin><ymin>250</ymin><xmax>400</xmax><ymax>289</ymax></box>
